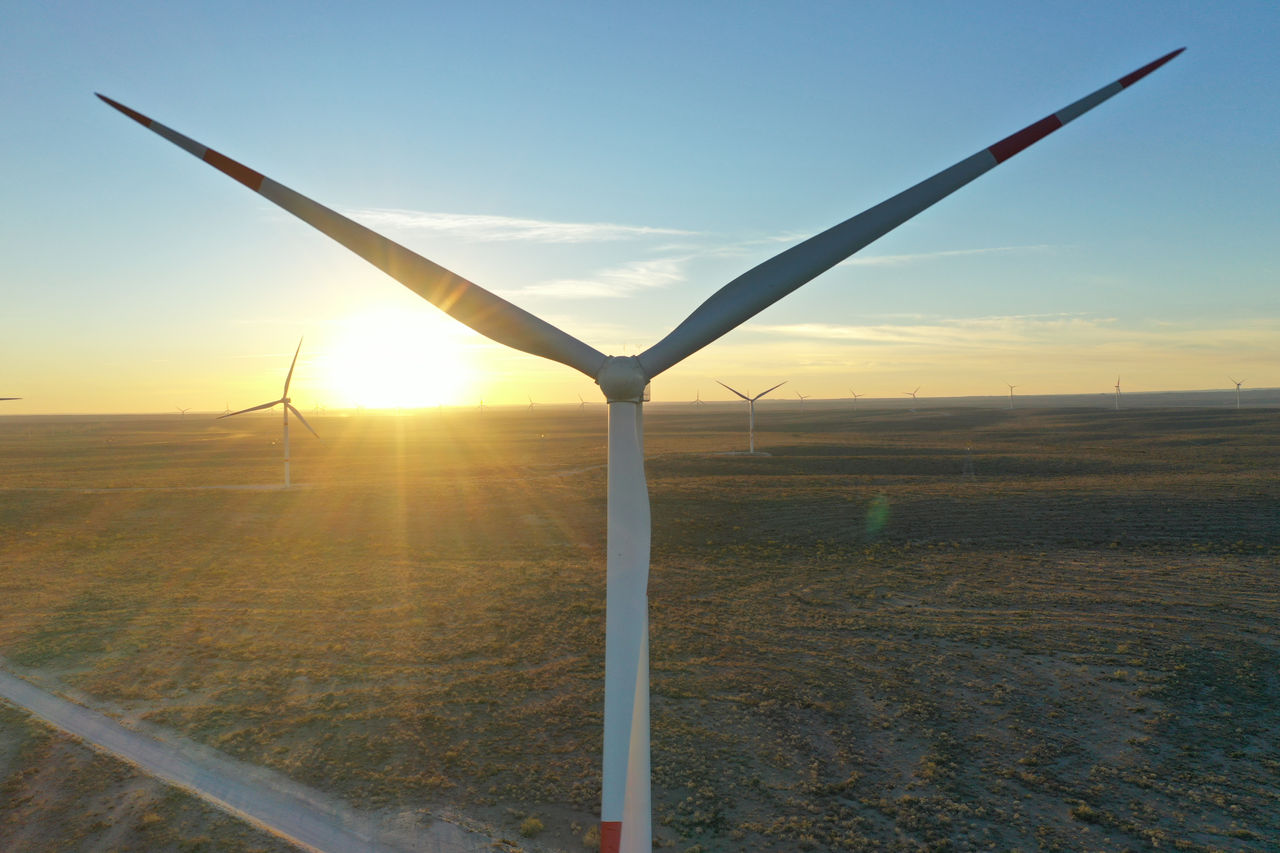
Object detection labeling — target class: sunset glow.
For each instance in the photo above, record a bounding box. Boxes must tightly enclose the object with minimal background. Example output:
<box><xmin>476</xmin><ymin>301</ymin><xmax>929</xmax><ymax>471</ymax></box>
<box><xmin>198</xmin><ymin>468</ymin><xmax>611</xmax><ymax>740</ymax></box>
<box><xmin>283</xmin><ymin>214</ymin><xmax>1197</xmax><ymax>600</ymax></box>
<box><xmin>322</xmin><ymin>306</ymin><xmax>476</xmax><ymax>410</ymax></box>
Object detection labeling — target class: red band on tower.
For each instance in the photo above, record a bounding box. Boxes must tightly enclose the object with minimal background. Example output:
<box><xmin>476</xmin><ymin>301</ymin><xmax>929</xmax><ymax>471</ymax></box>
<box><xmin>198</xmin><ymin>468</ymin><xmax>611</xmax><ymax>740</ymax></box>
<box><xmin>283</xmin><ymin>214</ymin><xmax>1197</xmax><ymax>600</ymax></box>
<box><xmin>600</xmin><ymin>821</ymin><xmax>621</xmax><ymax>853</ymax></box>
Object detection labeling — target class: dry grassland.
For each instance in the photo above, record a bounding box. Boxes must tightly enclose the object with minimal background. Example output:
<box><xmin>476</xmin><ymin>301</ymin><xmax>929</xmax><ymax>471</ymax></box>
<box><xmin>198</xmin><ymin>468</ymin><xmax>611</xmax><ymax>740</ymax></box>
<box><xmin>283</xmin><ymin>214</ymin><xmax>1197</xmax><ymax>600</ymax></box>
<box><xmin>0</xmin><ymin>404</ymin><xmax>1276</xmax><ymax>851</ymax></box>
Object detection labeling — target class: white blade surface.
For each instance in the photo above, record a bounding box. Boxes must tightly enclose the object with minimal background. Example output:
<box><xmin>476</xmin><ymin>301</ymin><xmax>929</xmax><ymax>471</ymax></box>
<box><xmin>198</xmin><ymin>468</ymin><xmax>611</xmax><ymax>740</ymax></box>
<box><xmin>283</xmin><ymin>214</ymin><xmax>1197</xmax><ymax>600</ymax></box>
<box><xmin>751</xmin><ymin>380</ymin><xmax>787</xmax><ymax>402</ymax></box>
<box><xmin>715</xmin><ymin>380</ymin><xmax>750</xmax><ymax>402</ymax></box>
<box><xmin>287</xmin><ymin>403</ymin><xmax>319</xmax><ymax>438</ymax></box>
<box><xmin>97</xmin><ymin>95</ymin><xmax>608</xmax><ymax>380</ymax></box>
<box><xmin>638</xmin><ymin>49</ymin><xmax>1184</xmax><ymax>378</ymax></box>
<box><xmin>220</xmin><ymin>399</ymin><xmax>282</xmax><ymax>419</ymax></box>
<box><xmin>283</xmin><ymin>338</ymin><xmax>303</xmax><ymax>397</ymax></box>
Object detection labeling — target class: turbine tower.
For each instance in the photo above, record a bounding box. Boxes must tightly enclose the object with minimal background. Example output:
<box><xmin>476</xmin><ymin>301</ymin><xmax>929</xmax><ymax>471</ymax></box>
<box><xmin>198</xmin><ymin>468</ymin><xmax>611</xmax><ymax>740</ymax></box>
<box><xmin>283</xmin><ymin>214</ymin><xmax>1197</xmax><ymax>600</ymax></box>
<box><xmin>1114</xmin><ymin>376</ymin><xmax>1122</xmax><ymax>411</ymax></box>
<box><xmin>98</xmin><ymin>48</ymin><xmax>1182</xmax><ymax>852</ymax></box>
<box><xmin>219</xmin><ymin>338</ymin><xmax>318</xmax><ymax>487</ymax></box>
<box><xmin>717</xmin><ymin>380</ymin><xmax>787</xmax><ymax>454</ymax></box>
<box><xmin>1007</xmin><ymin>383</ymin><xmax>1017</xmax><ymax>410</ymax></box>
<box><xmin>1229</xmin><ymin>376</ymin><xmax>1244</xmax><ymax>410</ymax></box>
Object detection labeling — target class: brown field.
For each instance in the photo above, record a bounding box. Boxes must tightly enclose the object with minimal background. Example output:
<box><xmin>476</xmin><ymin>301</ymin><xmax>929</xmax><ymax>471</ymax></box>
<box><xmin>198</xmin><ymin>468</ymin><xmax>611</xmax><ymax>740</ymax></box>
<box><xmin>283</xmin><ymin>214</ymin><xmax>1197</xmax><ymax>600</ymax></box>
<box><xmin>0</xmin><ymin>402</ymin><xmax>1277</xmax><ymax>851</ymax></box>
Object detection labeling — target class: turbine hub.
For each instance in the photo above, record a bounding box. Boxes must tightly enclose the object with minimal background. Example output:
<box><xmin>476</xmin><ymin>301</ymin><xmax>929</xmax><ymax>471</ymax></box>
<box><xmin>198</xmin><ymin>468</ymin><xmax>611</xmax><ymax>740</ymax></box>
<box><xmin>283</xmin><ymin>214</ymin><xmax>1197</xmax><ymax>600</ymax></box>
<box><xmin>596</xmin><ymin>356</ymin><xmax>647</xmax><ymax>403</ymax></box>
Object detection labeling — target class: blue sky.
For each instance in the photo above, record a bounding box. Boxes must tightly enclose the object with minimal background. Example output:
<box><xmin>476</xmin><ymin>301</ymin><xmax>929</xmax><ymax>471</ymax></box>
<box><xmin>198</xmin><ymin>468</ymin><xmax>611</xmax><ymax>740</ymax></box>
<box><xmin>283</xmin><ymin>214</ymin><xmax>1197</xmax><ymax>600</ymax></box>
<box><xmin>3</xmin><ymin>1</ymin><xmax>1277</xmax><ymax>412</ymax></box>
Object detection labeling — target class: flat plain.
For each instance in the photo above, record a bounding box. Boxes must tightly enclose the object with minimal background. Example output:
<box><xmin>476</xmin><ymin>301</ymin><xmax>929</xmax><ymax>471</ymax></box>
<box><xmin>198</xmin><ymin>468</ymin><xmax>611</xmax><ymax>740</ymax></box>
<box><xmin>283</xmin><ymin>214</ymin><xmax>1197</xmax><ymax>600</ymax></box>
<box><xmin>0</xmin><ymin>400</ymin><xmax>1276</xmax><ymax>851</ymax></box>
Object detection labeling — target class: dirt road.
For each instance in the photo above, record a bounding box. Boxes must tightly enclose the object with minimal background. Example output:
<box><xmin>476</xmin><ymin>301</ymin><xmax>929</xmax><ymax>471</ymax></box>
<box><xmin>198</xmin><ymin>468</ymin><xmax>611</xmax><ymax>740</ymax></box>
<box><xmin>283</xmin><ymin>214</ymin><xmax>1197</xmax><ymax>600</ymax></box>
<box><xmin>0</xmin><ymin>669</ymin><xmax>499</xmax><ymax>852</ymax></box>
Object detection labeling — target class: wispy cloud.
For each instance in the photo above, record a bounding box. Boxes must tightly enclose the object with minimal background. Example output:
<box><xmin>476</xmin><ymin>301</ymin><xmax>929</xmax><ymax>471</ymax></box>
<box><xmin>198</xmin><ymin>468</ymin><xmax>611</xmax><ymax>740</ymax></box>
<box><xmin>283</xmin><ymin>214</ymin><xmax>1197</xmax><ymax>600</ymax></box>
<box><xmin>749</xmin><ymin>313</ymin><xmax>1114</xmax><ymax>348</ymax></box>
<box><xmin>840</xmin><ymin>244</ymin><xmax>1055</xmax><ymax>267</ymax></box>
<box><xmin>511</xmin><ymin>256</ymin><xmax>691</xmax><ymax>299</ymax></box>
<box><xmin>345</xmin><ymin>208</ymin><xmax>694</xmax><ymax>243</ymax></box>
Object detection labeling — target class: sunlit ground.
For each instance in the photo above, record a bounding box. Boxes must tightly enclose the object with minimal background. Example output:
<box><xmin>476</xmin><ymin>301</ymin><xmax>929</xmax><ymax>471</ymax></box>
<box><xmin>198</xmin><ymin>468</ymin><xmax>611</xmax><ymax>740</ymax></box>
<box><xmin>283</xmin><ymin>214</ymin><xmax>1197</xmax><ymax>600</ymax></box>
<box><xmin>0</xmin><ymin>403</ymin><xmax>1277</xmax><ymax>851</ymax></box>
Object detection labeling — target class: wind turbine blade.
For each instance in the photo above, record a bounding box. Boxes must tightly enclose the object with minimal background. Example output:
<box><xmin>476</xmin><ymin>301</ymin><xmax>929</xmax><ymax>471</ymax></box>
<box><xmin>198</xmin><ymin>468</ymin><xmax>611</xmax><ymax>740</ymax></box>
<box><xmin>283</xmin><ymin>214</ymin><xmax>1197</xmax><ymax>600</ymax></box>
<box><xmin>638</xmin><ymin>49</ymin><xmax>1184</xmax><ymax>378</ymax></box>
<box><xmin>283</xmin><ymin>337</ymin><xmax>303</xmax><ymax>396</ymax></box>
<box><xmin>715</xmin><ymin>380</ymin><xmax>751</xmax><ymax>402</ymax></box>
<box><xmin>286</xmin><ymin>404</ymin><xmax>319</xmax><ymax>438</ymax></box>
<box><xmin>752</xmin><ymin>380</ymin><xmax>788</xmax><ymax>401</ymax></box>
<box><xmin>97</xmin><ymin>95</ymin><xmax>608</xmax><ymax>380</ymax></box>
<box><xmin>0</xmin><ymin>397</ymin><xmax>21</xmax><ymax>401</ymax></box>
<box><xmin>219</xmin><ymin>399</ymin><xmax>282</xmax><ymax>419</ymax></box>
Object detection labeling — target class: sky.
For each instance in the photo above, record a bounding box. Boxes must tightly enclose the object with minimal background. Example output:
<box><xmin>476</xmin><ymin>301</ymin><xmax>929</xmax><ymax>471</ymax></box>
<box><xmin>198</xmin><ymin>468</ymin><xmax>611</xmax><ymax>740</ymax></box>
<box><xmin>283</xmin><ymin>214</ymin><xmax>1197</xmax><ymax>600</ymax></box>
<box><xmin>2</xmin><ymin>1</ymin><xmax>1277</xmax><ymax>413</ymax></box>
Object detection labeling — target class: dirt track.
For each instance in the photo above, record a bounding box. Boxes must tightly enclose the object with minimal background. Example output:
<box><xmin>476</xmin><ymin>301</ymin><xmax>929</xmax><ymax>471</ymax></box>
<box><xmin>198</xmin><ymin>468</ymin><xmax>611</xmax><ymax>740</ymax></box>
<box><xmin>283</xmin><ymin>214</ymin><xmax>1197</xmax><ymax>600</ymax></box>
<box><xmin>0</xmin><ymin>669</ymin><xmax>496</xmax><ymax>853</ymax></box>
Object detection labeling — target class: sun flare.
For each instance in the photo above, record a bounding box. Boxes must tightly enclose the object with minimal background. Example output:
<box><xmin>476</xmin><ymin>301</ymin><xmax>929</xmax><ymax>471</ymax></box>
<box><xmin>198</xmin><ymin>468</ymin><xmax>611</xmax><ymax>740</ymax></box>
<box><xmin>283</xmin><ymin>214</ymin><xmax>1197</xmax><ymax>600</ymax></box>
<box><xmin>323</xmin><ymin>305</ymin><xmax>475</xmax><ymax>409</ymax></box>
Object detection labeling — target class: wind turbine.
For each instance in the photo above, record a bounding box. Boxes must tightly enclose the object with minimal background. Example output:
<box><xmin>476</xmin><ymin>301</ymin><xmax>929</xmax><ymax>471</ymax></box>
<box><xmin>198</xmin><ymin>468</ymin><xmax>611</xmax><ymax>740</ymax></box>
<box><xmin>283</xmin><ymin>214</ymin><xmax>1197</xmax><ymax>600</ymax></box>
<box><xmin>849</xmin><ymin>390</ymin><xmax>863</xmax><ymax>409</ymax></box>
<box><xmin>98</xmin><ymin>48</ymin><xmax>1182</xmax><ymax>852</ymax></box>
<box><xmin>1114</xmin><ymin>376</ymin><xmax>1122</xmax><ymax>410</ymax></box>
<box><xmin>794</xmin><ymin>390</ymin><xmax>809</xmax><ymax>406</ymax></box>
<box><xmin>176</xmin><ymin>406</ymin><xmax>190</xmax><ymax>418</ymax></box>
<box><xmin>716</xmin><ymin>380</ymin><xmax>787</xmax><ymax>454</ymax></box>
<box><xmin>579</xmin><ymin>394</ymin><xmax>589</xmax><ymax>410</ymax></box>
<box><xmin>904</xmin><ymin>387</ymin><xmax>920</xmax><ymax>409</ymax></box>
<box><xmin>1229</xmin><ymin>376</ymin><xmax>1244</xmax><ymax>410</ymax></box>
<box><xmin>1006</xmin><ymin>383</ymin><xmax>1017</xmax><ymax>410</ymax></box>
<box><xmin>219</xmin><ymin>338</ymin><xmax>318</xmax><ymax>487</ymax></box>
<box><xmin>692</xmin><ymin>389</ymin><xmax>705</xmax><ymax>406</ymax></box>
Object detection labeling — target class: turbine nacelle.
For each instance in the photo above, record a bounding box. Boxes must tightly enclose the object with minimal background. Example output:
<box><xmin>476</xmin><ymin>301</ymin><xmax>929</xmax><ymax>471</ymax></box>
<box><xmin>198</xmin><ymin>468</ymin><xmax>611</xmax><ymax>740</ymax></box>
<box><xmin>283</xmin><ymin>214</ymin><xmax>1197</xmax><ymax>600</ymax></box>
<box><xmin>597</xmin><ymin>356</ymin><xmax>648</xmax><ymax>403</ymax></box>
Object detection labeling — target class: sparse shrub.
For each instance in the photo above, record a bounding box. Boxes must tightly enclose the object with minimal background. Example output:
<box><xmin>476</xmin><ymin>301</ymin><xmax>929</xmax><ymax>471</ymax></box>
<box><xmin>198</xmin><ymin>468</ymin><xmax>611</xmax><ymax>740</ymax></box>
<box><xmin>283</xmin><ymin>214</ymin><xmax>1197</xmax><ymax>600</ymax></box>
<box><xmin>519</xmin><ymin>816</ymin><xmax>544</xmax><ymax>838</ymax></box>
<box><xmin>1070</xmin><ymin>803</ymin><xmax>1102</xmax><ymax>824</ymax></box>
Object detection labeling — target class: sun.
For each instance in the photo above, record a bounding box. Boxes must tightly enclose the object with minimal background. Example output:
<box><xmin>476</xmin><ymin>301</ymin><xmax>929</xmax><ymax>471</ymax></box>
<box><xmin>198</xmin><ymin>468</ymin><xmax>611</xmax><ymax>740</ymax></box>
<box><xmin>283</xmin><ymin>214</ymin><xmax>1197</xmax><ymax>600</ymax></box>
<box><xmin>323</xmin><ymin>304</ymin><xmax>475</xmax><ymax>409</ymax></box>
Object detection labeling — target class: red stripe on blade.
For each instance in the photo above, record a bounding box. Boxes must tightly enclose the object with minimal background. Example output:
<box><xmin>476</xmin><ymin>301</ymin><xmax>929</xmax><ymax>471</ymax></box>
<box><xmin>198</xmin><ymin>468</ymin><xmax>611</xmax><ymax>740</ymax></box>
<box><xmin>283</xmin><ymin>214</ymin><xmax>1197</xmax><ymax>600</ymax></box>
<box><xmin>1119</xmin><ymin>47</ymin><xmax>1185</xmax><ymax>88</ymax></box>
<box><xmin>95</xmin><ymin>94</ymin><xmax>152</xmax><ymax>128</ymax></box>
<box><xmin>600</xmin><ymin>821</ymin><xmax>621</xmax><ymax>853</ymax></box>
<box><xmin>988</xmin><ymin>114</ymin><xmax>1064</xmax><ymax>164</ymax></box>
<box><xmin>203</xmin><ymin>148</ymin><xmax>264</xmax><ymax>191</ymax></box>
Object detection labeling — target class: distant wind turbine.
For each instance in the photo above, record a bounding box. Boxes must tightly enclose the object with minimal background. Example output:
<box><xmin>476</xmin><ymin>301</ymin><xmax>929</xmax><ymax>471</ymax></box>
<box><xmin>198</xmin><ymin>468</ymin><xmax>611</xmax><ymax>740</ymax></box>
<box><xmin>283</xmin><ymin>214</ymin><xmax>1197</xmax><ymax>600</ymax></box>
<box><xmin>219</xmin><ymin>338</ymin><xmax>318</xmax><ymax>487</ymax></box>
<box><xmin>1114</xmin><ymin>376</ymin><xmax>1121</xmax><ymax>411</ymax></box>
<box><xmin>1006</xmin><ymin>383</ymin><xmax>1017</xmax><ymax>410</ymax></box>
<box><xmin>99</xmin><ymin>48</ymin><xmax>1183</xmax><ymax>852</ymax></box>
<box><xmin>176</xmin><ymin>406</ymin><xmax>190</xmax><ymax>418</ymax></box>
<box><xmin>579</xmin><ymin>394</ymin><xmax>588</xmax><ymax>410</ymax></box>
<box><xmin>717</xmin><ymin>380</ymin><xmax>786</xmax><ymax>454</ymax></box>
<box><xmin>692</xmin><ymin>389</ymin><xmax>705</xmax><ymax>406</ymax></box>
<box><xmin>904</xmin><ymin>387</ymin><xmax>920</xmax><ymax>408</ymax></box>
<box><xmin>794</xmin><ymin>390</ymin><xmax>809</xmax><ymax>406</ymax></box>
<box><xmin>1229</xmin><ymin>376</ymin><xmax>1244</xmax><ymax>410</ymax></box>
<box><xmin>849</xmin><ymin>390</ymin><xmax>863</xmax><ymax>409</ymax></box>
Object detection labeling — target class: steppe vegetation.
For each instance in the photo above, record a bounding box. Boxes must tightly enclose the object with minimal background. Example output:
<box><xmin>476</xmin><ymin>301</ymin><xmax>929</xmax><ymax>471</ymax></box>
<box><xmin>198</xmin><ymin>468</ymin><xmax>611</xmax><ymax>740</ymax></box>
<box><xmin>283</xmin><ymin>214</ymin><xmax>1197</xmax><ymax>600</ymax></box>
<box><xmin>0</xmin><ymin>403</ymin><xmax>1276</xmax><ymax>851</ymax></box>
